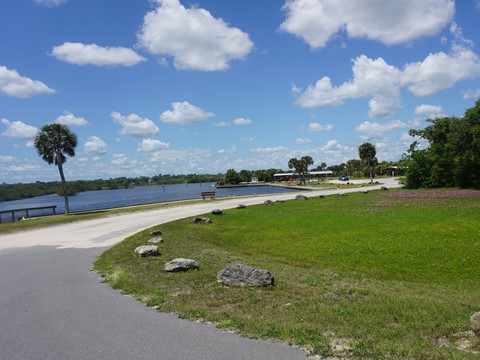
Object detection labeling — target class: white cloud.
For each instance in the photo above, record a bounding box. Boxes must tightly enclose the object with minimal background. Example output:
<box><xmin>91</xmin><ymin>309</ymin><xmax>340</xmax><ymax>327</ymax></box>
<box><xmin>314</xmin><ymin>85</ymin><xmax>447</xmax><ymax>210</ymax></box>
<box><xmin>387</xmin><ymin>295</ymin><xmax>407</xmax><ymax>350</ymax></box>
<box><xmin>111</xmin><ymin>153</ymin><xmax>129</xmax><ymax>166</ymax></box>
<box><xmin>0</xmin><ymin>65</ymin><xmax>55</xmax><ymax>98</ymax></box>
<box><xmin>476</xmin><ymin>0</ymin><xmax>480</xmax><ymax>10</ymax></box>
<box><xmin>251</xmin><ymin>146</ymin><xmax>288</xmax><ymax>153</ymax></box>
<box><xmin>296</xmin><ymin>55</ymin><xmax>402</xmax><ymax>118</ymax></box>
<box><xmin>1</xmin><ymin>118</ymin><xmax>38</xmax><ymax>139</ymax></box>
<box><xmin>296</xmin><ymin>138</ymin><xmax>312</xmax><ymax>145</ymax></box>
<box><xmin>137</xmin><ymin>0</ymin><xmax>253</xmax><ymax>71</ymax></box>
<box><xmin>217</xmin><ymin>146</ymin><xmax>236</xmax><ymax>154</ymax></box>
<box><xmin>213</xmin><ymin>121</ymin><xmax>228</xmax><ymax>127</ymax></box>
<box><xmin>414</xmin><ymin>104</ymin><xmax>445</xmax><ymax>118</ymax></box>
<box><xmin>280</xmin><ymin>0</ymin><xmax>454</xmax><ymax>49</ymax></box>
<box><xmin>160</xmin><ymin>101</ymin><xmax>214</xmax><ymax>124</ymax></box>
<box><xmin>84</xmin><ymin>136</ymin><xmax>108</xmax><ymax>155</ymax></box>
<box><xmin>295</xmin><ymin>45</ymin><xmax>480</xmax><ymax>118</ymax></box>
<box><xmin>54</xmin><ymin>111</ymin><xmax>88</xmax><ymax>126</ymax></box>
<box><xmin>321</xmin><ymin>140</ymin><xmax>344</xmax><ymax>152</ymax></box>
<box><xmin>462</xmin><ymin>89</ymin><xmax>480</xmax><ymax>99</ymax></box>
<box><xmin>51</xmin><ymin>42</ymin><xmax>146</xmax><ymax>66</ymax></box>
<box><xmin>355</xmin><ymin>120</ymin><xmax>408</xmax><ymax>139</ymax></box>
<box><xmin>240</xmin><ymin>136</ymin><xmax>256</xmax><ymax>142</ymax></box>
<box><xmin>233</xmin><ymin>117</ymin><xmax>252</xmax><ymax>125</ymax></box>
<box><xmin>308</xmin><ymin>122</ymin><xmax>333</xmax><ymax>132</ymax></box>
<box><xmin>111</xmin><ymin>112</ymin><xmax>160</xmax><ymax>137</ymax></box>
<box><xmin>137</xmin><ymin>138</ymin><xmax>170</xmax><ymax>152</ymax></box>
<box><xmin>0</xmin><ymin>155</ymin><xmax>15</xmax><ymax>162</ymax></box>
<box><xmin>34</xmin><ymin>0</ymin><xmax>66</xmax><ymax>7</ymax></box>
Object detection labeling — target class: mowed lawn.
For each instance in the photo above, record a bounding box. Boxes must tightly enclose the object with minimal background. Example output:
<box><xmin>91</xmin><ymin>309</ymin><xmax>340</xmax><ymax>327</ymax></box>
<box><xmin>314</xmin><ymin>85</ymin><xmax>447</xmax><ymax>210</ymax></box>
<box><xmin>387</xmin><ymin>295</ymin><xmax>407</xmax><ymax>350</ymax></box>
<box><xmin>94</xmin><ymin>189</ymin><xmax>480</xmax><ymax>359</ymax></box>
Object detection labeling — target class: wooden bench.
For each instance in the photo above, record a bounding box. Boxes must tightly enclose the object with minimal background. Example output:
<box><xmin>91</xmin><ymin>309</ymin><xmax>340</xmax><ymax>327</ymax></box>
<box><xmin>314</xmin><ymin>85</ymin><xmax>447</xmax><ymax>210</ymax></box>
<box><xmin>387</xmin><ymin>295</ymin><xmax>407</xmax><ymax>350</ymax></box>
<box><xmin>200</xmin><ymin>191</ymin><xmax>216</xmax><ymax>200</ymax></box>
<box><xmin>0</xmin><ymin>205</ymin><xmax>57</xmax><ymax>223</ymax></box>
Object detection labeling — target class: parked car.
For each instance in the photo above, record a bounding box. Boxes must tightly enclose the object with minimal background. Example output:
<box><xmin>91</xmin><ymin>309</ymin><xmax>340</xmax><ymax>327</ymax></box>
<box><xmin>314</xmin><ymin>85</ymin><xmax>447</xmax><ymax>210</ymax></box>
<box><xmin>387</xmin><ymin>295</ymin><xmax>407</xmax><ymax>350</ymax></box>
<box><xmin>339</xmin><ymin>175</ymin><xmax>349</xmax><ymax>181</ymax></box>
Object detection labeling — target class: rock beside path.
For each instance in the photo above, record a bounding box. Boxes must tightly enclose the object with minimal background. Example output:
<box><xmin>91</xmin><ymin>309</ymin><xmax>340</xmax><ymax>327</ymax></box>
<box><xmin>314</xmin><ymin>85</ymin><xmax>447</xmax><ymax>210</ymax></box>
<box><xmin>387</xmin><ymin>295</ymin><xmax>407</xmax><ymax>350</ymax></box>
<box><xmin>217</xmin><ymin>264</ymin><xmax>274</xmax><ymax>287</ymax></box>
<box><xmin>192</xmin><ymin>217</ymin><xmax>212</xmax><ymax>224</ymax></box>
<box><xmin>471</xmin><ymin>311</ymin><xmax>480</xmax><ymax>336</ymax></box>
<box><xmin>165</xmin><ymin>258</ymin><xmax>199</xmax><ymax>272</ymax></box>
<box><xmin>148</xmin><ymin>236</ymin><xmax>163</xmax><ymax>244</ymax></box>
<box><xmin>135</xmin><ymin>245</ymin><xmax>159</xmax><ymax>257</ymax></box>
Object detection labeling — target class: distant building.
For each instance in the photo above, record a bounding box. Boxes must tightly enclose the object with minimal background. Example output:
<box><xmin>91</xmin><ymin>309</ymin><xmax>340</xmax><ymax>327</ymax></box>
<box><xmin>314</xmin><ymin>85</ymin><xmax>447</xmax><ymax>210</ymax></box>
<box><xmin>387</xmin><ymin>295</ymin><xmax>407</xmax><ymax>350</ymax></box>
<box><xmin>273</xmin><ymin>171</ymin><xmax>333</xmax><ymax>182</ymax></box>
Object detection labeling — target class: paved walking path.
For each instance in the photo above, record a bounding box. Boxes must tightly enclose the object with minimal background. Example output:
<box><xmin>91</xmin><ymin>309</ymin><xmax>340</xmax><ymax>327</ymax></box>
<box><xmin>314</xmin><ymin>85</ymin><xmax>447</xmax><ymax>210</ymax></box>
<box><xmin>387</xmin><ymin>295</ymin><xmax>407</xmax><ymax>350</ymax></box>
<box><xmin>0</xmin><ymin>178</ymin><xmax>401</xmax><ymax>360</ymax></box>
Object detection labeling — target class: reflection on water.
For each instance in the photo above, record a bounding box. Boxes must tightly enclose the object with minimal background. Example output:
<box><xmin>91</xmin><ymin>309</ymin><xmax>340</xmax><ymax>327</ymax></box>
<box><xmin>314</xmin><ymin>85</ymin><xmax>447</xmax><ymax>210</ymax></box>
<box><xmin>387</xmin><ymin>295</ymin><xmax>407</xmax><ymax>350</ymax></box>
<box><xmin>0</xmin><ymin>183</ymin><xmax>296</xmax><ymax>222</ymax></box>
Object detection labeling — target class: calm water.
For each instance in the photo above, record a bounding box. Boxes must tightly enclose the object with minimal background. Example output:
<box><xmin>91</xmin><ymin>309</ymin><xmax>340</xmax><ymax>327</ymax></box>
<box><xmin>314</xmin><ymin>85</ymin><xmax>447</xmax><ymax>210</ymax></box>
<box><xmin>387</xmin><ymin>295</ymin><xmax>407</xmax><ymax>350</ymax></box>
<box><xmin>0</xmin><ymin>183</ymin><xmax>296</xmax><ymax>222</ymax></box>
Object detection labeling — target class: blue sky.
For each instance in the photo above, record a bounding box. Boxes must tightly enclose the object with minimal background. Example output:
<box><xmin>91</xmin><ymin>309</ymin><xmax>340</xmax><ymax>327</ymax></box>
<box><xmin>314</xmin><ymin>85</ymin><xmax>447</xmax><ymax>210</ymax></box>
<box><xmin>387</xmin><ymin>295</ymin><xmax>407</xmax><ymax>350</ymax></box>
<box><xmin>1</xmin><ymin>0</ymin><xmax>480</xmax><ymax>183</ymax></box>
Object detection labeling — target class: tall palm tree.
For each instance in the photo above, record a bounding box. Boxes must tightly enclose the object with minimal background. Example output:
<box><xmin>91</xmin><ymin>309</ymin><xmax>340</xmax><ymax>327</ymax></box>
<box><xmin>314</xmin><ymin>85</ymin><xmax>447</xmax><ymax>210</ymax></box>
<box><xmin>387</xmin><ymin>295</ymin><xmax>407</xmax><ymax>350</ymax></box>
<box><xmin>34</xmin><ymin>123</ymin><xmax>78</xmax><ymax>215</ymax></box>
<box><xmin>358</xmin><ymin>142</ymin><xmax>376</xmax><ymax>184</ymax></box>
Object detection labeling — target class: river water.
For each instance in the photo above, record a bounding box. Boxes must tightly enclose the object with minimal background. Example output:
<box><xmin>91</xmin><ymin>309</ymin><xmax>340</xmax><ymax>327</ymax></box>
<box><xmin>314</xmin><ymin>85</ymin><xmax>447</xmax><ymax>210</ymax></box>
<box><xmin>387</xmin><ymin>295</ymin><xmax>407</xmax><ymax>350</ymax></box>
<box><xmin>0</xmin><ymin>183</ymin><xmax>297</xmax><ymax>222</ymax></box>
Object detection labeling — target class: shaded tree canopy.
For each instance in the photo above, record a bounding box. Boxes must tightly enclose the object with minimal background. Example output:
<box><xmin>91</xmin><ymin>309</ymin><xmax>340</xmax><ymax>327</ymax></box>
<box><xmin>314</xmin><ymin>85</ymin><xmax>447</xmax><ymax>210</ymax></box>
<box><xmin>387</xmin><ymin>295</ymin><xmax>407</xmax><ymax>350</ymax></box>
<box><xmin>403</xmin><ymin>99</ymin><xmax>480</xmax><ymax>189</ymax></box>
<box><xmin>288</xmin><ymin>156</ymin><xmax>314</xmax><ymax>184</ymax></box>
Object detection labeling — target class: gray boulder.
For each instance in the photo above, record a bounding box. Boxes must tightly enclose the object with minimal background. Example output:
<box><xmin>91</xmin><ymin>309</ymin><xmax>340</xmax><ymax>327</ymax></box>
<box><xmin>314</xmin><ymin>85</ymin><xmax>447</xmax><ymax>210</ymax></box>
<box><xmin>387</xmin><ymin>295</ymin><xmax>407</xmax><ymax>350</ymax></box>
<box><xmin>217</xmin><ymin>264</ymin><xmax>274</xmax><ymax>287</ymax></box>
<box><xmin>165</xmin><ymin>258</ymin><xmax>199</xmax><ymax>272</ymax></box>
<box><xmin>212</xmin><ymin>209</ymin><xmax>223</xmax><ymax>215</ymax></box>
<box><xmin>236</xmin><ymin>204</ymin><xmax>246</xmax><ymax>209</ymax></box>
<box><xmin>192</xmin><ymin>217</ymin><xmax>212</xmax><ymax>224</ymax></box>
<box><xmin>471</xmin><ymin>311</ymin><xmax>480</xmax><ymax>336</ymax></box>
<box><xmin>148</xmin><ymin>236</ymin><xmax>163</xmax><ymax>244</ymax></box>
<box><xmin>263</xmin><ymin>200</ymin><xmax>274</xmax><ymax>205</ymax></box>
<box><xmin>295</xmin><ymin>194</ymin><xmax>308</xmax><ymax>200</ymax></box>
<box><xmin>150</xmin><ymin>230</ymin><xmax>162</xmax><ymax>236</ymax></box>
<box><xmin>134</xmin><ymin>245</ymin><xmax>159</xmax><ymax>257</ymax></box>
<box><xmin>381</xmin><ymin>186</ymin><xmax>389</xmax><ymax>191</ymax></box>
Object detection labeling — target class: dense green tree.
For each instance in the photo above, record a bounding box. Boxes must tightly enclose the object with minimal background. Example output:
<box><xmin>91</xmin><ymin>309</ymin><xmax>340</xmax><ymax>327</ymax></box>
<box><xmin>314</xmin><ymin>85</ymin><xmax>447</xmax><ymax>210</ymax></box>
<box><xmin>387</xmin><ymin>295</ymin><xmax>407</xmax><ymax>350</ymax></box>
<box><xmin>34</xmin><ymin>124</ymin><xmax>78</xmax><ymax>214</ymax></box>
<box><xmin>404</xmin><ymin>99</ymin><xmax>480</xmax><ymax>189</ymax></box>
<box><xmin>358</xmin><ymin>142</ymin><xmax>377</xmax><ymax>184</ymax></box>
<box><xmin>225</xmin><ymin>169</ymin><xmax>241</xmax><ymax>185</ymax></box>
<box><xmin>288</xmin><ymin>156</ymin><xmax>314</xmax><ymax>184</ymax></box>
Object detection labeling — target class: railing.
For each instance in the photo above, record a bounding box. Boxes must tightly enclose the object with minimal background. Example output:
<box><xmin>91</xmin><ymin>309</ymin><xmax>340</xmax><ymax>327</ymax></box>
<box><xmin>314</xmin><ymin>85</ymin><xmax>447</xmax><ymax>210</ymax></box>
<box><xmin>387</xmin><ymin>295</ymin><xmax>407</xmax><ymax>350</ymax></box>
<box><xmin>0</xmin><ymin>205</ymin><xmax>57</xmax><ymax>223</ymax></box>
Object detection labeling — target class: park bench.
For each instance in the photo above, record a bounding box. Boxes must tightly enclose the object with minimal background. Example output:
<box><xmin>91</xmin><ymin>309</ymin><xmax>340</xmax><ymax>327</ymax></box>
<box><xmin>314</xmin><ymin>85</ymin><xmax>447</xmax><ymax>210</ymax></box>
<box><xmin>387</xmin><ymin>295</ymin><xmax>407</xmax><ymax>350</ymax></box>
<box><xmin>0</xmin><ymin>205</ymin><xmax>57</xmax><ymax>223</ymax></box>
<box><xmin>200</xmin><ymin>191</ymin><xmax>216</xmax><ymax>200</ymax></box>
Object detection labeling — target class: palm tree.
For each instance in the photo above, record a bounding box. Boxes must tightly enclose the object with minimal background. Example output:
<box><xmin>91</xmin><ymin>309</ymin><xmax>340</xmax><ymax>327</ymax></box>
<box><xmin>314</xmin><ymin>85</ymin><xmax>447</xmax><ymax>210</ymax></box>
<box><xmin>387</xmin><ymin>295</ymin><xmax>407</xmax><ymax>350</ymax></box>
<box><xmin>288</xmin><ymin>156</ymin><xmax>314</xmax><ymax>185</ymax></box>
<box><xmin>358</xmin><ymin>142</ymin><xmax>376</xmax><ymax>184</ymax></box>
<box><xmin>34</xmin><ymin>123</ymin><xmax>78</xmax><ymax>214</ymax></box>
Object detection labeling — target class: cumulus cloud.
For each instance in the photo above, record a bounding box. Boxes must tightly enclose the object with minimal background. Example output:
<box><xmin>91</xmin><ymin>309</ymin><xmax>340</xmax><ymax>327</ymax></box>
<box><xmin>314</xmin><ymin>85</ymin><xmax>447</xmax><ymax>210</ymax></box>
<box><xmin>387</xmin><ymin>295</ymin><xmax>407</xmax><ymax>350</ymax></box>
<box><xmin>280</xmin><ymin>0</ymin><xmax>454</xmax><ymax>49</ymax></box>
<box><xmin>233</xmin><ymin>117</ymin><xmax>252</xmax><ymax>125</ymax></box>
<box><xmin>296</xmin><ymin>138</ymin><xmax>312</xmax><ymax>145</ymax></box>
<box><xmin>321</xmin><ymin>140</ymin><xmax>345</xmax><ymax>152</ymax></box>
<box><xmin>34</xmin><ymin>0</ymin><xmax>66</xmax><ymax>7</ymax></box>
<box><xmin>414</xmin><ymin>104</ymin><xmax>445</xmax><ymax>118</ymax></box>
<box><xmin>111</xmin><ymin>112</ymin><xmax>160</xmax><ymax>137</ymax></box>
<box><xmin>240</xmin><ymin>136</ymin><xmax>256</xmax><ymax>142</ymax></box>
<box><xmin>54</xmin><ymin>111</ymin><xmax>88</xmax><ymax>126</ymax></box>
<box><xmin>0</xmin><ymin>155</ymin><xmax>15</xmax><ymax>162</ymax></box>
<box><xmin>84</xmin><ymin>136</ymin><xmax>108</xmax><ymax>155</ymax></box>
<box><xmin>462</xmin><ymin>89</ymin><xmax>480</xmax><ymax>99</ymax></box>
<box><xmin>51</xmin><ymin>42</ymin><xmax>146</xmax><ymax>66</ymax></box>
<box><xmin>308</xmin><ymin>122</ymin><xmax>333</xmax><ymax>132</ymax></box>
<box><xmin>355</xmin><ymin>120</ymin><xmax>408</xmax><ymax>140</ymax></box>
<box><xmin>217</xmin><ymin>146</ymin><xmax>236</xmax><ymax>154</ymax></box>
<box><xmin>295</xmin><ymin>44</ymin><xmax>480</xmax><ymax>118</ymax></box>
<box><xmin>137</xmin><ymin>138</ymin><xmax>170</xmax><ymax>152</ymax></box>
<box><xmin>1</xmin><ymin>119</ymin><xmax>38</xmax><ymax>139</ymax></box>
<box><xmin>0</xmin><ymin>65</ymin><xmax>55</xmax><ymax>98</ymax></box>
<box><xmin>160</xmin><ymin>101</ymin><xmax>214</xmax><ymax>124</ymax></box>
<box><xmin>251</xmin><ymin>146</ymin><xmax>288</xmax><ymax>153</ymax></box>
<box><xmin>213</xmin><ymin>121</ymin><xmax>228</xmax><ymax>127</ymax></box>
<box><xmin>137</xmin><ymin>0</ymin><xmax>253</xmax><ymax>71</ymax></box>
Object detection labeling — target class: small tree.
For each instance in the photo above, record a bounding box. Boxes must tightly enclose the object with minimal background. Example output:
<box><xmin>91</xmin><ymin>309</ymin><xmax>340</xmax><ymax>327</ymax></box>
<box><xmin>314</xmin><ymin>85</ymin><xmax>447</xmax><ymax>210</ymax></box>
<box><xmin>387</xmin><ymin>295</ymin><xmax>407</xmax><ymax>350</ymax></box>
<box><xmin>34</xmin><ymin>123</ymin><xmax>78</xmax><ymax>214</ymax></box>
<box><xmin>288</xmin><ymin>156</ymin><xmax>314</xmax><ymax>184</ymax></box>
<box><xmin>358</xmin><ymin>142</ymin><xmax>376</xmax><ymax>184</ymax></box>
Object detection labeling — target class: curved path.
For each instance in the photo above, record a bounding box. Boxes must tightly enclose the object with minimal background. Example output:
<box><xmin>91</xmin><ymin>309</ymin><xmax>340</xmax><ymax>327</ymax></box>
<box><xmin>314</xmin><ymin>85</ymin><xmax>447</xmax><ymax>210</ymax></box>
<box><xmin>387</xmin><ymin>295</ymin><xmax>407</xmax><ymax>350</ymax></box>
<box><xmin>0</xmin><ymin>179</ymin><xmax>401</xmax><ymax>360</ymax></box>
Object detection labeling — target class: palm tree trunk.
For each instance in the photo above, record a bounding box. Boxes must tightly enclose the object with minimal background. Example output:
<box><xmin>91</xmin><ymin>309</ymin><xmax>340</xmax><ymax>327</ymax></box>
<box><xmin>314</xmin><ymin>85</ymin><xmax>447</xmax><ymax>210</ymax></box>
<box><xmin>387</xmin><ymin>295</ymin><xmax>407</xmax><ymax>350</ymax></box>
<box><xmin>57</xmin><ymin>154</ymin><xmax>70</xmax><ymax>215</ymax></box>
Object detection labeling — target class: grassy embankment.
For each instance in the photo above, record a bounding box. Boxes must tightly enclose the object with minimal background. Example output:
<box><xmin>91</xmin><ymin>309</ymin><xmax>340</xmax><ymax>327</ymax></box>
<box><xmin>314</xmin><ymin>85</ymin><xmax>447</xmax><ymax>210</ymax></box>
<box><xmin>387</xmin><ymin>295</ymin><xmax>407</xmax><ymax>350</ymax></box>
<box><xmin>93</xmin><ymin>189</ymin><xmax>480</xmax><ymax>358</ymax></box>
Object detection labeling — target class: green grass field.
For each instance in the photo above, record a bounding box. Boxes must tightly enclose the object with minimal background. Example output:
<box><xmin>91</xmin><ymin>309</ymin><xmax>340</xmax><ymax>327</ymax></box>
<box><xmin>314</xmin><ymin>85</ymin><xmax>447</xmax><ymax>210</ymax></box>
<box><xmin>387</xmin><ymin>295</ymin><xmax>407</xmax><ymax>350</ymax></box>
<box><xmin>93</xmin><ymin>189</ymin><xmax>480</xmax><ymax>358</ymax></box>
